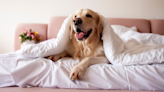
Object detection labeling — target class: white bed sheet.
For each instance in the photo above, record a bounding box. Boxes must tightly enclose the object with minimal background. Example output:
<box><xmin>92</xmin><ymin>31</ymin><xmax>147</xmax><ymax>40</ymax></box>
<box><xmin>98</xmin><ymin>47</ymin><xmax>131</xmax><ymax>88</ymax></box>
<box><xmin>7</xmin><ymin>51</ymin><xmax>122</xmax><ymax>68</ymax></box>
<box><xmin>0</xmin><ymin>51</ymin><xmax>164</xmax><ymax>91</ymax></box>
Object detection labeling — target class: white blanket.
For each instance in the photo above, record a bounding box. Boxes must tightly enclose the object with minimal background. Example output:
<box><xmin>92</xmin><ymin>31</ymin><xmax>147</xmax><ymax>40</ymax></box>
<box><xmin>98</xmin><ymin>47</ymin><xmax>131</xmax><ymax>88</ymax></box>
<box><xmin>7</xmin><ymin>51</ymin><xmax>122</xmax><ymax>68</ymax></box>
<box><xmin>102</xmin><ymin>17</ymin><xmax>164</xmax><ymax>65</ymax></box>
<box><xmin>0</xmin><ymin>15</ymin><xmax>164</xmax><ymax>90</ymax></box>
<box><xmin>18</xmin><ymin>14</ymin><xmax>164</xmax><ymax>65</ymax></box>
<box><xmin>0</xmin><ymin>52</ymin><xmax>164</xmax><ymax>90</ymax></box>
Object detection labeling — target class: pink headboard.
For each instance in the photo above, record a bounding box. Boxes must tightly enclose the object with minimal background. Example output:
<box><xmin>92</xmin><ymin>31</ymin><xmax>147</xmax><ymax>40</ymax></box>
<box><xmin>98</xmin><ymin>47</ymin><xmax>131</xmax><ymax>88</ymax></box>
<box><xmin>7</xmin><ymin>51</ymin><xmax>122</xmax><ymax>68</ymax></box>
<box><xmin>150</xmin><ymin>19</ymin><xmax>164</xmax><ymax>35</ymax></box>
<box><xmin>48</xmin><ymin>17</ymin><xmax>66</xmax><ymax>39</ymax></box>
<box><xmin>47</xmin><ymin>17</ymin><xmax>151</xmax><ymax>39</ymax></box>
<box><xmin>14</xmin><ymin>17</ymin><xmax>164</xmax><ymax>51</ymax></box>
<box><xmin>107</xmin><ymin>18</ymin><xmax>150</xmax><ymax>33</ymax></box>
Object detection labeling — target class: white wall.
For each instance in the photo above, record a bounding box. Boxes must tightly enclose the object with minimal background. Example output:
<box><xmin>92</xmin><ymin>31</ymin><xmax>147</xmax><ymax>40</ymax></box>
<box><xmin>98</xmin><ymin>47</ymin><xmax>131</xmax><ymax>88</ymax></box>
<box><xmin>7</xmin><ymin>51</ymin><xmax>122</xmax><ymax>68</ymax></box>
<box><xmin>0</xmin><ymin>0</ymin><xmax>164</xmax><ymax>54</ymax></box>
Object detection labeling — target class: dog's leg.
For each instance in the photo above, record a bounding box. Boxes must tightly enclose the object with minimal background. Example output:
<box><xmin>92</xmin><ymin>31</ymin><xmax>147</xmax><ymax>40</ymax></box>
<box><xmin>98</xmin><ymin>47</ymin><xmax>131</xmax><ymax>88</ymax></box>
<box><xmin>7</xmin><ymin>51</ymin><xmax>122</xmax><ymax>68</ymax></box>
<box><xmin>47</xmin><ymin>50</ymin><xmax>68</xmax><ymax>61</ymax></box>
<box><xmin>70</xmin><ymin>56</ymin><xmax>109</xmax><ymax>80</ymax></box>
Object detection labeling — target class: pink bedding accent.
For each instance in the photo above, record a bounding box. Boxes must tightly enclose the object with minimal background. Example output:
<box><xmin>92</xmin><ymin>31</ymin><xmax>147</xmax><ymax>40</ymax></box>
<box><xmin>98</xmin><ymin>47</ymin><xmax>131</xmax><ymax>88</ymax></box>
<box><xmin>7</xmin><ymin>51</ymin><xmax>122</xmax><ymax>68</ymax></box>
<box><xmin>0</xmin><ymin>87</ymin><xmax>158</xmax><ymax>92</ymax></box>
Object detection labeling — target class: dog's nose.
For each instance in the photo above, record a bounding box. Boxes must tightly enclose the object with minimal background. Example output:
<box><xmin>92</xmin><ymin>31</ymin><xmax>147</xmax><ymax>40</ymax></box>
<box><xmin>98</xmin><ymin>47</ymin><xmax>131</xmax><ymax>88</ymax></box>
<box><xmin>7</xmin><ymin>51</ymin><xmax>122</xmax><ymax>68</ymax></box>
<box><xmin>73</xmin><ymin>18</ymin><xmax>82</xmax><ymax>25</ymax></box>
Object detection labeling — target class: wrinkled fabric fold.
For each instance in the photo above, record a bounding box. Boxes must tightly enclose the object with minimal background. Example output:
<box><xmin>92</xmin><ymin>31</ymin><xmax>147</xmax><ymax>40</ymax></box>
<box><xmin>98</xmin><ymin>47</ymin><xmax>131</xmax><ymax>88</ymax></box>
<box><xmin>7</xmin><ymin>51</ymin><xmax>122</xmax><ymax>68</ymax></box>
<box><xmin>100</xmin><ymin>15</ymin><xmax>164</xmax><ymax>65</ymax></box>
<box><xmin>0</xmin><ymin>54</ymin><xmax>164</xmax><ymax>90</ymax></box>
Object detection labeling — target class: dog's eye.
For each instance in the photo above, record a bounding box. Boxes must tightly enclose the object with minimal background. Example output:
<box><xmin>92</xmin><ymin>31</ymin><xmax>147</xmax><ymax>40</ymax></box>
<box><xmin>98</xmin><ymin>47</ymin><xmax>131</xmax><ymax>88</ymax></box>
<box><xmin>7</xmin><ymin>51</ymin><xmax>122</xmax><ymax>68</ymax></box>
<box><xmin>86</xmin><ymin>14</ymin><xmax>92</xmax><ymax>18</ymax></box>
<box><xmin>75</xmin><ymin>15</ymin><xmax>77</xmax><ymax>18</ymax></box>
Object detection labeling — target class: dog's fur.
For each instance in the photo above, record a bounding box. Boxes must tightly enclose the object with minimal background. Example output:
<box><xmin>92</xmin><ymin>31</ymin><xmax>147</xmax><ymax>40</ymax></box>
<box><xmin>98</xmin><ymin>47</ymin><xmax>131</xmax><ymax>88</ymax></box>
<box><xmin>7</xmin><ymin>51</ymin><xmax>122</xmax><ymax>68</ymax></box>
<box><xmin>47</xmin><ymin>9</ymin><xmax>109</xmax><ymax>80</ymax></box>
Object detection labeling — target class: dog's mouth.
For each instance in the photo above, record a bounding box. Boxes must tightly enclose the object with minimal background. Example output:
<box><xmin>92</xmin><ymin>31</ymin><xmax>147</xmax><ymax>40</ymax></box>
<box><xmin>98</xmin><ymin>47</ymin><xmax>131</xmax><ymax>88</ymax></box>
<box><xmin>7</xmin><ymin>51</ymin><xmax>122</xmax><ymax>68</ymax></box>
<box><xmin>74</xmin><ymin>28</ymin><xmax>92</xmax><ymax>41</ymax></box>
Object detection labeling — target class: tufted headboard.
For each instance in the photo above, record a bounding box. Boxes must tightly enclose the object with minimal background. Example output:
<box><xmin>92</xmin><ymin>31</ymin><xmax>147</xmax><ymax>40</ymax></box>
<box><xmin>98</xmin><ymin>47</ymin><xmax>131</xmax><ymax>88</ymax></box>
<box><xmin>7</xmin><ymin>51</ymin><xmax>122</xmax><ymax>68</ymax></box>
<box><xmin>14</xmin><ymin>17</ymin><xmax>164</xmax><ymax>50</ymax></box>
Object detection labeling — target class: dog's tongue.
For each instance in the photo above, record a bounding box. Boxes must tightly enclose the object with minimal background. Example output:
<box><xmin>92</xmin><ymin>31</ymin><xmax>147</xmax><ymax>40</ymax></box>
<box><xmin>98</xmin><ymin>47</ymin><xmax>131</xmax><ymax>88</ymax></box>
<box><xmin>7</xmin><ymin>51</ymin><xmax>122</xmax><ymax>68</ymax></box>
<box><xmin>75</xmin><ymin>32</ymin><xmax>85</xmax><ymax>39</ymax></box>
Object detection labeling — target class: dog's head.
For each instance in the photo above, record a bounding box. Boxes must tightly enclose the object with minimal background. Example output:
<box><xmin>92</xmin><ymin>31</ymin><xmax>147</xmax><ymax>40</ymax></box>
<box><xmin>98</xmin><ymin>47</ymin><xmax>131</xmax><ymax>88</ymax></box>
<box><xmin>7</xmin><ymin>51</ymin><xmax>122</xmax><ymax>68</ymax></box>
<box><xmin>70</xmin><ymin>9</ymin><xmax>103</xmax><ymax>42</ymax></box>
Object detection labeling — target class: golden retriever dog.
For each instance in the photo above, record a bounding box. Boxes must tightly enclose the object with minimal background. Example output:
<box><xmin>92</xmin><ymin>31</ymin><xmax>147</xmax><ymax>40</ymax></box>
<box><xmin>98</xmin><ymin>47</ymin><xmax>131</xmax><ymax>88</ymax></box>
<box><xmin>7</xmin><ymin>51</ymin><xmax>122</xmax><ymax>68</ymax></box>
<box><xmin>47</xmin><ymin>9</ymin><xmax>109</xmax><ymax>80</ymax></box>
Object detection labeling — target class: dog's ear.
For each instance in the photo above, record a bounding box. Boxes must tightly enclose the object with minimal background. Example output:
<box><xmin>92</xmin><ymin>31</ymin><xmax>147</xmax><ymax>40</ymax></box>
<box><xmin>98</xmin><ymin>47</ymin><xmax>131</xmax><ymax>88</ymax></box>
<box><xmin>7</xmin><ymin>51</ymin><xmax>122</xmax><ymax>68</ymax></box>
<box><xmin>70</xmin><ymin>15</ymin><xmax>74</xmax><ymax>36</ymax></box>
<box><xmin>97</xmin><ymin>15</ymin><xmax>103</xmax><ymax>37</ymax></box>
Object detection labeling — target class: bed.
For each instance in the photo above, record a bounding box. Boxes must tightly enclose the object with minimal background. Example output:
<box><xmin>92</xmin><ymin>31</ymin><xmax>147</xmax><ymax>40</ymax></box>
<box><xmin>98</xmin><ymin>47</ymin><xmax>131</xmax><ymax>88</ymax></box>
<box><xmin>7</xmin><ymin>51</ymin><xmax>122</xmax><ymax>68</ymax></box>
<box><xmin>0</xmin><ymin>16</ymin><xmax>164</xmax><ymax>92</ymax></box>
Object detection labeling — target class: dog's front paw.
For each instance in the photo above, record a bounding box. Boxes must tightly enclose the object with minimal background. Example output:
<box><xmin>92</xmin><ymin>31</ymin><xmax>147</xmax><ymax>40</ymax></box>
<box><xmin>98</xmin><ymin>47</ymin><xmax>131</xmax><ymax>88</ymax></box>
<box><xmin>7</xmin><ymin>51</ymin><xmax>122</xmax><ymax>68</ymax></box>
<box><xmin>69</xmin><ymin>66</ymin><xmax>86</xmax><ymax>80</ymax></box>
<box><xmin>47</xmin><ymin>55</ymin><xmax>62</xmax><ymax>62</ymax></box>
<box><xmin>46</xmin><ymin>51</ymin><xmax>67</xmax><ymax>62</ymax></box>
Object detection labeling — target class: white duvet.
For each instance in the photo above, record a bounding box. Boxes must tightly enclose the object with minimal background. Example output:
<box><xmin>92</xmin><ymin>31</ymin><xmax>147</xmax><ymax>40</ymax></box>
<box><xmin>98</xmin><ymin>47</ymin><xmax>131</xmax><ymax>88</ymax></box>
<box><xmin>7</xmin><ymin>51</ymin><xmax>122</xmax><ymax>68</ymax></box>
<box><xmin>0</xmin><ymin>14</ymin><xmax>164</xmax><ymax>90</ymax></box>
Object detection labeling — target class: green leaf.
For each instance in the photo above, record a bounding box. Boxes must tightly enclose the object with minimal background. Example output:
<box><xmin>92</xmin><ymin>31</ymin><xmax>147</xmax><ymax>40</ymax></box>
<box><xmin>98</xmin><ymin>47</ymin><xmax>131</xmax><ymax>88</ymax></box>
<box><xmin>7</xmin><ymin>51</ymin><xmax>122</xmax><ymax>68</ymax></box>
<box><xmin>21</xmin><ymin>39</ymin><xmax>25</xmax><ymax>43</ymax></box>
<box><xmin>23</xmin><ymin>33</ymin><xmax>26</xmax><ymax>36</ymax></box>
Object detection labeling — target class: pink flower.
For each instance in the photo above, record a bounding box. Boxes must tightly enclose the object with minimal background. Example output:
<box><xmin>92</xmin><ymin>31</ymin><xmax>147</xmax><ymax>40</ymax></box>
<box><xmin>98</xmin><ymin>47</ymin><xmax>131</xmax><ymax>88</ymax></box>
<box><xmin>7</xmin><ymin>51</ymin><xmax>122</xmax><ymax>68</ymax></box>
<box><xmin>24</xmin><ymin>28</ymin><xmax>28</xmax><ymax>32</ymax></box>
<box><xmin>27</xmin><ymin>34</ymin><xmax>30</xmax><ymax>36</ymax></box>
<box><xmin>31</xmin><ymin>35</ymin><xmax>35</xmax><ymax>39</ymax></box>
<box><xmin>24</xmin><ymin>28</ymin><xmax>31</xmax><ymax>35</ymax></box>
<box><xmin>24</xmin><ymin>28</ymin><xmax>28</xmax><ymax>31</ymax></box>
<box><xmin>35</xmin><ymin>34</ymin><xmax>38</xmax><ymax>38</ymax></box>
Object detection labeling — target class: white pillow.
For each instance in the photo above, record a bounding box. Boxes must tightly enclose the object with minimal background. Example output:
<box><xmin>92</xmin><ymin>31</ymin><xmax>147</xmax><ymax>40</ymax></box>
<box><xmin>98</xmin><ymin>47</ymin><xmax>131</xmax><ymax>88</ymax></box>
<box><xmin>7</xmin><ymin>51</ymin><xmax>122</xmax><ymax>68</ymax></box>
<box><xmin>111</xmin><ymin>25</ymin><xmax>137</xmax><ymax>35</ymax></box>
<box><xmin>111</xmin><ymin>25</ymin><xmax>137</xmax><ymax>42</ymax></box>
<box><xmin>18</xmin><ymin>14</ymin><xmax>72</xmax><ymax>58</ymax></box>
